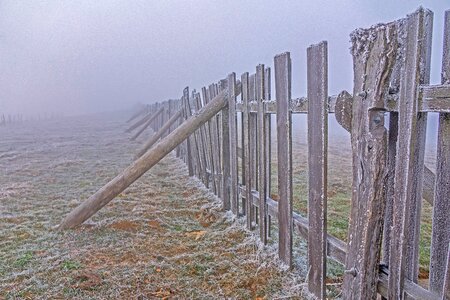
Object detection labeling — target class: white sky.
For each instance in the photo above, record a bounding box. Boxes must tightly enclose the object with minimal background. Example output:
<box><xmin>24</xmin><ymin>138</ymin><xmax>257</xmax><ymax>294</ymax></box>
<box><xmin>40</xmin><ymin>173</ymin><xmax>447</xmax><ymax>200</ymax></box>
<box><xmin>0</xmin><ymin>1</ymin><xmax>448</xmax><ymax>116</ymax></box>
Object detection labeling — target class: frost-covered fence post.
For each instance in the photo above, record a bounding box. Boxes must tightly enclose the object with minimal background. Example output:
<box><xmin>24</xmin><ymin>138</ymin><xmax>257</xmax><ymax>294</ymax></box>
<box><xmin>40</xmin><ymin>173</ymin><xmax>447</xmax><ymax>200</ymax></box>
<box><xmin>307</xmin><ymin>41</ymin><xmax>328</xmax><ymax>299</ymax></box>
<box><xmin>388</xmin><ymin>9</ymin><xmax>432</xmax><ymax>299</ymax></box>
<box><xmin>256</xmin><ymin>64</ymin><xmax>268</xmax><ymax>244</ymax></box>
<box><xmin>275</xmin><ymin>52</ymin><xmax>293</xmax><ymax>267</ymax></box>
<box><xmin>227</xmin><ymin>73</ymin><xmax>239</xmax><ymax>215</ymax></box>
<box><xmin>342</xmin><ymin>20</ymin><xmax>394</xmax><ymax>300</ymax></box>
<box><xmin>429</xmin><ymin>9</ymin><xmax>450</xmax><ymax>298</ymax></box>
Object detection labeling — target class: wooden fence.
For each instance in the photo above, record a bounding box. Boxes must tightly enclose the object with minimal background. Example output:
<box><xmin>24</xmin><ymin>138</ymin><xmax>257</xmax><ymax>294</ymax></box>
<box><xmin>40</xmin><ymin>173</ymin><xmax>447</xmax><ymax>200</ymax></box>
<box><xmin>125</xmin><ymin>8</ymin><xmax>449</xmax><ymax>299</ymax></box>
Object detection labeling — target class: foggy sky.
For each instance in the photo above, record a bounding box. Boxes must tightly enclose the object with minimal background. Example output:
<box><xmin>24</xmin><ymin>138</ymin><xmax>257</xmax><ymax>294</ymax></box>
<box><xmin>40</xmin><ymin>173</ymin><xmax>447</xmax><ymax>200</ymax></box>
<box><xmin>0</xmin><ymin>1</ymin><xmax>448</xmax><ymax>117</ymax></box>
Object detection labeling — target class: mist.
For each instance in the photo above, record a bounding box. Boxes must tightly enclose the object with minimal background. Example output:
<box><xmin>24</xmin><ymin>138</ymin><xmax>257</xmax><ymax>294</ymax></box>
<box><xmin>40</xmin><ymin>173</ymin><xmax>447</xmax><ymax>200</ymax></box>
<box><xmin>0</xmin><ymin>0</ymin><xmax>448</xmax><ymax>117</ymax></box>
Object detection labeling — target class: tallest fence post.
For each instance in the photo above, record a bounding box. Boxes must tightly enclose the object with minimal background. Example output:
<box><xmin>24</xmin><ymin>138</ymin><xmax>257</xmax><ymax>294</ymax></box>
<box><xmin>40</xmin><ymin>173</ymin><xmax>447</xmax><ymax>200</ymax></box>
<box><xmin>342</xmin><ymin>20</ymin><xmax>396</xmax><ymax>300</ymax></box>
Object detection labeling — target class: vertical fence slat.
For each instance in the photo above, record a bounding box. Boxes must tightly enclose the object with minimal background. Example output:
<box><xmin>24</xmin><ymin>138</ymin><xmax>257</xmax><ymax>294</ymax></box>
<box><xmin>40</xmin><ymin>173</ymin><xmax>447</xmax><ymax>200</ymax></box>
<box><xmin>193</xmin><ymin>93</ymin><xmax>208</xmax><ymax>186</ymax></box>
<box><xmin>257</xmin><ymin>64</ymin><xmax>268</xmax><ymax>244</ymax></box>
<box><xmin>264</xmin><ymin>67</ymin><xmax>272</xmax><ymax>236</ymax></box>
<box><xmin>202</xmin><ymin>87</ymin><xmax>217</xmax><ymax>193</ymax></box>
<box><xmin>222</xmin><ymin>80</ymin><xmax>231</xmax><ymax>210</ymax></box>
<box><xmin>182</xmin><ymin>87</ymin><xmax>194</xmax><ymax>176</ymax></box>
<box><xmin>249</xmin><ymin>74</ymin><xmax>258</xmax><ymax>226</ymax></box>
<box><xmin>307</xmin><ymin>41</ymin><xmax>328</xmax><ymax>299</ymax></box>
<box><xmin>209</xmin><ymin>84</ymin><xmax>222</xmax><ymax>196</ymax></box>
<box><xmin>430</xmin><ymin>9</ymin><xmax>450</xmax><ymax>297</ymax></box>
<box><xmin>405</xmin><ymin>10</ymin><xmax>433</xmax><ymax>283</ymax></box>
<box><xmin>228</xmin><ymin>73</ymin><xmax>239</xmax><ymax>215</ymax></box>
<box><xmin>388</xmin><ymin>9</ymin><xmax>432</xmax><ymax>298</ymax></box>
<box><xmin>275</xmin><ymin>52</ymin><xmax>293</xmax><ymax>267</ymax></box>
<box><xmin>242</xmin><ymin>72</ymin><xmax>253</xmax><ymax>229</ymax></box>
<box><xmin>343</xmin><ymin>21</ymin><xmax>394</xmax><ymax>300</ymax></box>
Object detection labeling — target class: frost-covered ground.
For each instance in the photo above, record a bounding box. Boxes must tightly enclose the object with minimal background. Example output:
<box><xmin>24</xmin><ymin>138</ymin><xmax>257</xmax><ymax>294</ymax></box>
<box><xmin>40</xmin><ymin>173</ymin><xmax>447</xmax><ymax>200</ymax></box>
<box><xmin>1</xmin><ymin>112</ymin><xmax>437</xmax><ymax>299</ymax></box>
<box><xmin>1</xmin><ymin>112</ymin><xmax>314</xmax><ymax>299</ymax></box>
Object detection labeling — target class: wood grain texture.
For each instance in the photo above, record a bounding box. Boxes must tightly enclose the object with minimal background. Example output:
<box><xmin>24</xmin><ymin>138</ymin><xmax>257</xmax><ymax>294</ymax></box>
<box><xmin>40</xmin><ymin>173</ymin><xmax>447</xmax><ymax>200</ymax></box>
<box><xmin>202</xmin><ymin>87</ymin><xmax>217</xmax><ymax>193</ymax></box>
<box><xmin>430</xmin><ymin>9</ymin><xmax>450</xmax><ymax>297</ymax></box>
<box><xmin>256</xmin><ymin>64</ymin><xmax>268</xmax><ymax>244</ymax></box>
<box><xmin>182</xmin><ymin>87</ymin><xmax>195</xmax><ymax>176</ymax></box>
<box><xmin>343</xmin><ymin>20</ymin><xmax>395</xmax><ymax>300</ymax></box>
<box><xmin>264</xmin><ymin>67</ymin><xmax>272</xmax><ymax>237</ymax></box>
<box><xmin>228</xmin><ymin>73</ymin><xmax>239</xmax><ymax>214</ymax></box>
<box><xmin>388</xmin><ymin>9</ymin><xmax>432</xmax><ymax>299</ymax></box>
<box><xmin>307</xmin><ymin>41</ymin><xmax>328</xmax><ymax>300</ymax></box>
<box><xmin>275</xmin><ymin>52</ymin><xmax>293</xmax><ymax>267</ymax></box>
<box><xmin>249</xmin><ymin>73</ymin><xmax>258</xmax><ymax>226</ymax></box>
<box><xmin>241</xmin><ymin>72</ymin><xmax>253</xmax><ymax>229</ymax></box>
<box><xmin>222</xmin><ymin>80</ymin><xmax>231</xmax><ymax>210</ymax></box>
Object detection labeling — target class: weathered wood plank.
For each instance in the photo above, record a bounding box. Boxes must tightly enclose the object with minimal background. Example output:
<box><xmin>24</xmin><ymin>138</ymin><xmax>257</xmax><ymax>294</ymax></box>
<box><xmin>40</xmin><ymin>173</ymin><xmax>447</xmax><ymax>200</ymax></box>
<box><xmin>430</xmin><ymin>9</ymin><xmax>450</xmax><ymax>297</ymax></box>
<box><xmin>242</xmin><ymin>72</ymin><xmax>253</xmax><ymax>229</ymax></box>
<box><xmin>194</xmin><ymin>93</ymin><xmax>210</xmax><ymax>187</ymax></box>
<box><xmin>307</xmin><ymin>41</ymin><xmax>328</xmax><ymax>299</ymax></box>
<box><xmin>389</xmin><ymin>9</ymin><xmax>432</xmax><ymax>299</ymax></box>
<box><xmin>343</xmin><ymin>20</ymin><xmax>395</xmax><ymax>300</ymax></box>
<box><xmin>202</xmin><ymin>87</ymin><xmax>217</xmax><ymax>193</ymax></box>
<box><xmin>256</xmin><ymin>64</ymin><xmax>268</xmax><ymax>244</ymax></box>
<box><xmin>264</xmin><ymin>67</ymin><xmax>272</xmax><ymax>237</ymax></box>
<box><xmin>182</xmin><ymin>87</ymin><xmax>195</xmax><ymax>176</ymax></box>
<box><xmin>388</xmin><ymin>8</ymin><xmax>432</xmax><ymax>299</ymax></box>
<box><xmin>208</xmin><ymin>84</ymin><xmax>222</xmax><ymax>196</ymax></box>
<box><xmin>405</xmin><ymin>11</ymin><xmax>433</xmax><ymax>285</ymax></box>
<box><xmin>249</xmin><ymin>73</ymin><xmax>258</xmax><ymax>226</ymax></box>
<box><xmin>222</xmin><ymin>80</ymin><xmax>231</xmax><ymax>210</ymax></box>
<box><xmin>228</xmin><ymin>73</ymin><xmax>239</xmax><ymax>214</ymax></box>
<box><xmin>275</xmin><ymin>52</ymin><xmax>293</xmax><ymax>267</ymax></box>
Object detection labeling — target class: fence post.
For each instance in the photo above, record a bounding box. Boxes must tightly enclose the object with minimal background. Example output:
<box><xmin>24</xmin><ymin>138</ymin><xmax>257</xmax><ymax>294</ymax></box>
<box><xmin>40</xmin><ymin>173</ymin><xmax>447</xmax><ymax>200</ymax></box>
<box><xmin>342</xmin><ymin>20</ymin><xmax>395</xmax><ymax>300</ymax></box>
<box><xmin>256</xmin><ymin>64</ymin><xmax>268</xmax><ymax>244</ymax></box>
<box><xmin>275</xmin><ymin>52</ymin><xmax>293</xmax><ymax>267</ymax></box>
<box><xmin>227</xmin><ymin>73</ymin><xmax>239</xmax><ymax>215</ymax></box>
<box><xmin>429</xmin><ymin>9</ymin><xmax>450</xmax><ymax>297</ymax></box>
<box><xmin>388</xmin><ymin>9</ymin><xmax>433</xmax><ymax>298</ymax></box>
<box><xmin>264</xmin><ymin>67</ymin><xmax>272</xmax><ymax>236</ymax></box>
<box><xmin>307</xmin><ymin>41</ymin><xmax>328</xmax><ymax>299</ymax></box>
<box><xmin>222</xmin><ymin>79</ymin><xmax>231</xmax><ymax>210</ymax></box>
<box><xmin>242</xmin><ymin>72</ymin><xmax>254</xmax><ymax>229</ymax></box>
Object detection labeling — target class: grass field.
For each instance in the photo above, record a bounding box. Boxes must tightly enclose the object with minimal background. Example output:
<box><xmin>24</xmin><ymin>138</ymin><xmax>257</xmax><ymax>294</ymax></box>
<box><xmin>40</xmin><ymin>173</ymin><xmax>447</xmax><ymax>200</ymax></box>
<box><xmin>0</xmin><ymin>112</ymin><xmax>437</xmax><ymax>299</ymax></box>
